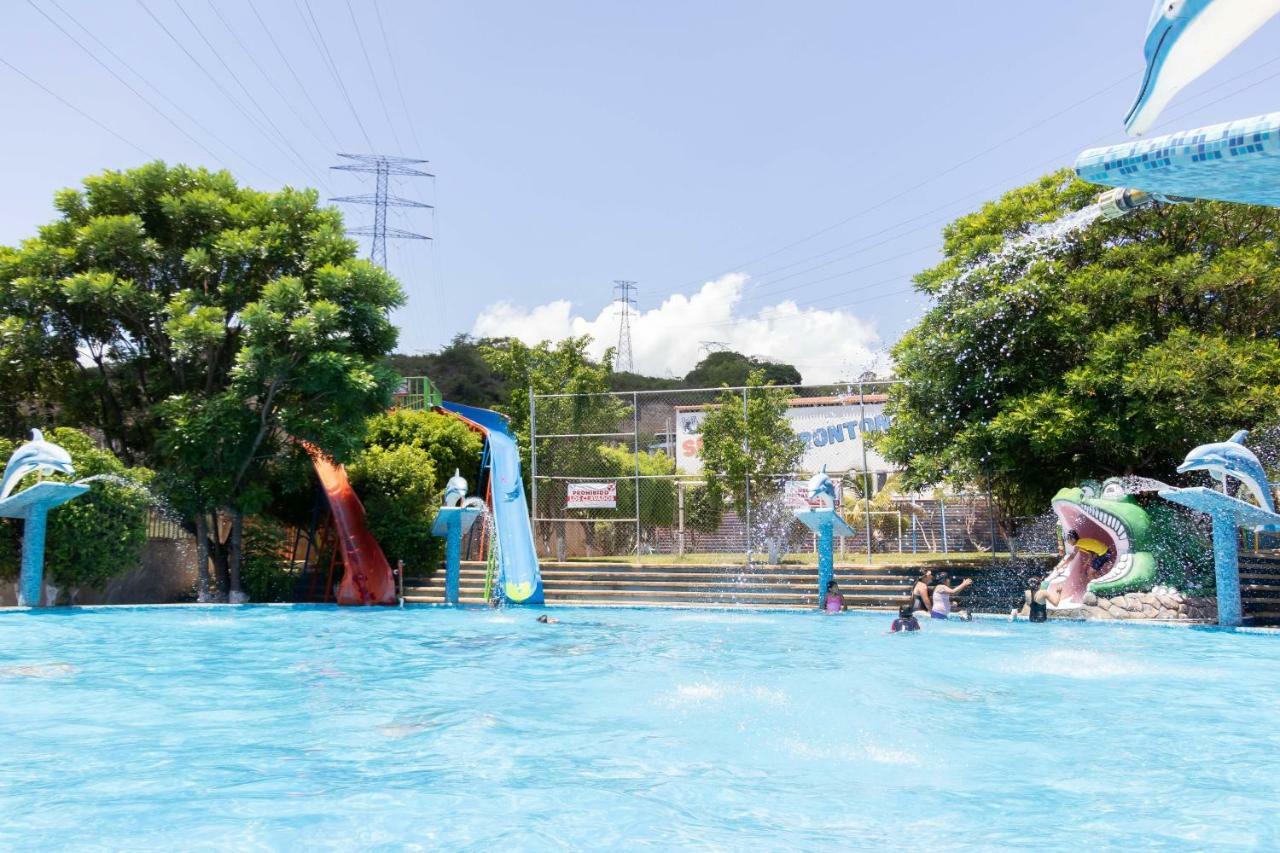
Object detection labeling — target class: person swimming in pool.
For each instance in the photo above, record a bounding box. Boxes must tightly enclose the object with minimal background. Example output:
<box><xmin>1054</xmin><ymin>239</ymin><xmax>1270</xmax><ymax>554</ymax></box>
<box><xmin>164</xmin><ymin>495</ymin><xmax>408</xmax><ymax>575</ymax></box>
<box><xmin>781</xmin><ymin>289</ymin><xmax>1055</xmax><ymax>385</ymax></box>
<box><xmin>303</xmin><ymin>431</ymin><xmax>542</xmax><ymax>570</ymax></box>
<box><xmin>536</xmin><ymin>614</ymin><xmax>559</xmax><ymax>624</ymax></box>
<box><xmin>910</xmin><ymin>569</ymin><xmax>933</xmax><ymax>618</ymax></box>
<box><xmin>824</xmin><ymin>579</ymin><xmax>845</xmax><ymax>613</ymax></box>
<box><xmin>930</xmin><ymin>573</ymin><xmax>973</xmax><ymax>620</ymax></box>
<box><xmin>889</xmin><ymin>604</ymin><xmax>920</xmax><ymax>633</ymax></box>
<box><xmin>1010</xmin><ymin>576</ymin><xmax>1063</xmax><ymax>622</ymax></box>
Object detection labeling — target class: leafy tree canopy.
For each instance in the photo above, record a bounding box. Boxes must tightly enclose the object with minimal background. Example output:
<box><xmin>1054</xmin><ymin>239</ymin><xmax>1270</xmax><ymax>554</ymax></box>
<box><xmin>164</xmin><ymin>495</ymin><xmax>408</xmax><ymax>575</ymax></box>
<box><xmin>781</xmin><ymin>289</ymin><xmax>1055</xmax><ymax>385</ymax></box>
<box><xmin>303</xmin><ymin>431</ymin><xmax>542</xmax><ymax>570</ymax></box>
<box><xmin>879</xmin><ymin>170</ymin><xmax>1280</xmax><ymax>515</ymax></box>
<box><xmin>0</xmin><ymin>162</ymin><xmax>404</xmax><ymax>598</ymax></box>
<box><xmin>387</xmin><ymin>334</ymin><xmax>510</xmax><ymax>409</ymax></box>
<box><xmin>685</xmin><ymin>351</ymin><xmax>802</xmax><ymax>388</ymax></box>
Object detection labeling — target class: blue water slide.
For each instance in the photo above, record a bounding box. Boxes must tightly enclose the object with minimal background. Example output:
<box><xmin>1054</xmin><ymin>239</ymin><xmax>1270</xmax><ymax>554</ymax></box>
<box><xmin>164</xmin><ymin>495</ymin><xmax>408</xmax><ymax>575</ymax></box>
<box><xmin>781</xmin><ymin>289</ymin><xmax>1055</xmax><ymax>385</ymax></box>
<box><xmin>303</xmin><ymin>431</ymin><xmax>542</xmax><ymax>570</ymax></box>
<box><xmin>439</xmin><ymin>401</ymin><xmax>544</xmax><ymax>605</ymax></box>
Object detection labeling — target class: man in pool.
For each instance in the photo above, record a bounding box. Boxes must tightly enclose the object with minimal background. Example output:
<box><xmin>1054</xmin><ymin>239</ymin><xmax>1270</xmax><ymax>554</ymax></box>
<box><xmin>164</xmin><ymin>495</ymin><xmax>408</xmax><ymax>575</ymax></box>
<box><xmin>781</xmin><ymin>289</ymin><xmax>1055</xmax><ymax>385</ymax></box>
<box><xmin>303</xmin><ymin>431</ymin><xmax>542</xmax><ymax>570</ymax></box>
<box><xmin>1066</xmin><ymin>529</ymin><xmax>1114</xmax><ymax>581</ymax></box>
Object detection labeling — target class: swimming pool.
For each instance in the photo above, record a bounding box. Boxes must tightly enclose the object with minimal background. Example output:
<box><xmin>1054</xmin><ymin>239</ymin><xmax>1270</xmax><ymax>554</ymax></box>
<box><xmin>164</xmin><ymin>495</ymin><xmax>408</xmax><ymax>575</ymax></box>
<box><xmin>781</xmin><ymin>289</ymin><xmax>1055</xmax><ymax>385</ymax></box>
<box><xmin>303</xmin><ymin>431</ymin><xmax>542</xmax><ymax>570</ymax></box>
<box><xmin>1</xmin><ymin>605</ymin><xmax>1278</xmax><ymax>850</ymax></box>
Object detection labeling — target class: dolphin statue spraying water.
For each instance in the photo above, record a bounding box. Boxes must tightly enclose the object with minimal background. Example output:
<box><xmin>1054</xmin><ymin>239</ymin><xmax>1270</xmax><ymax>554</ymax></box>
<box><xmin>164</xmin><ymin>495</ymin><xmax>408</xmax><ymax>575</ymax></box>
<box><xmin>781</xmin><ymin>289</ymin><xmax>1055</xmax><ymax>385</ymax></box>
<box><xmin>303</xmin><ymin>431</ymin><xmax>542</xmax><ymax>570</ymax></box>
<box><xmin>1</xmin><ymin>429</ymin><xmax>75</xmax><ymax>501</ymax></box>
<box><xmin>1125</xmin><ymin>0</ymin><xmax>1280</xmax><ymax>135</ymax></box>
<box><xmin>1176</xmin><ymin>429</ymin><xmax>1276</xmax><ymax>514</ymax></box>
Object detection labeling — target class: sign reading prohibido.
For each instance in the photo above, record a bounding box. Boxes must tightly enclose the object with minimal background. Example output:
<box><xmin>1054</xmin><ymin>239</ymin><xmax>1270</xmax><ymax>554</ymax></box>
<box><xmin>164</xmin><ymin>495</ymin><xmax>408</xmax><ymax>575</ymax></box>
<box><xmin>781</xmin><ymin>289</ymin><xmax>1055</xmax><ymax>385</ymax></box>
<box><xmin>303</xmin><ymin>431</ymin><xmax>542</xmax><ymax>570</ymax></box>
<box><xmin>566</xmin><ymin>482</ymin><xmax>618</xmax><ymax>509</ymax></box>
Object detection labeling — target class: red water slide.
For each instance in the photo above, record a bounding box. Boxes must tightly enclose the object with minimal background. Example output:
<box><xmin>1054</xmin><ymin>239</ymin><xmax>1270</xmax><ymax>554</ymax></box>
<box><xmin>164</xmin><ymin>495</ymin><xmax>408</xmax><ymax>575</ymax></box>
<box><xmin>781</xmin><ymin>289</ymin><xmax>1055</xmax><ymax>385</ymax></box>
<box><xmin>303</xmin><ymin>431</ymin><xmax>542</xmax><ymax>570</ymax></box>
<box><xmin>305</xmin><ymin>444</ymin><xmax>396</xmax><ymax>606</ymax></box>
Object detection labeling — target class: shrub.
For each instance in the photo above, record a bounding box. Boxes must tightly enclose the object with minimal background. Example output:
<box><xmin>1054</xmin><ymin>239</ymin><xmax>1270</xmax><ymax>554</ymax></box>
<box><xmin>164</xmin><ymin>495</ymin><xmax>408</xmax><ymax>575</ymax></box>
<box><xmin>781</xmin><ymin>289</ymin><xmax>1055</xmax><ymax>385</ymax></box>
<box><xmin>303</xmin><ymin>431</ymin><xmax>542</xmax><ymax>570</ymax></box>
<box><xmin>363</xmin><ymin>409</ymin><xmax>483</xmax><ymax>489</ymax></box>
<box><xmin>348</xmin><ymin>444</ymin><xmax>438</xmax><ymax>574</ymax></box>
<box><xmin>0</xmin><ymin>427</ymin><xmax>150</xmax><ymax>596</ymax></box>
<box><xmin>239</xmin><ymin>518</ymin><xmax>296</xmax><ymax>603</ymax></box>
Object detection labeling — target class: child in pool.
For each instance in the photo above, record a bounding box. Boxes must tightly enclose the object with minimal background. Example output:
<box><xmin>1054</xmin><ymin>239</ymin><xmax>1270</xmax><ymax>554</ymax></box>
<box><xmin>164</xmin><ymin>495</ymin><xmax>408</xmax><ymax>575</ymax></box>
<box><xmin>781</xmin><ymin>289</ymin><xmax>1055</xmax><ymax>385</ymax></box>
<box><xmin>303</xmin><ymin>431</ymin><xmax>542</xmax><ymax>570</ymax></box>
<box><xmin>890</xmin><ymin>604</ymin><xmax>920</xmax><ymax>632</ymax></box>
<box><xmin>824</xmin><ymin>579</ymin><xmax>845</xmax><ymax>613</ymax></box>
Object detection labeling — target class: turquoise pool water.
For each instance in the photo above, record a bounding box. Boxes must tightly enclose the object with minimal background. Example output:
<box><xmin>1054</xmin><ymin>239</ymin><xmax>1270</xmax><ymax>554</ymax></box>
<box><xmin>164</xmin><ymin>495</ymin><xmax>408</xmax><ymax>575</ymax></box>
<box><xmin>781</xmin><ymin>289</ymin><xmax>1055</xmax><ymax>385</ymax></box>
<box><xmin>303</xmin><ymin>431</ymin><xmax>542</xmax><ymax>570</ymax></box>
<box><xmin>2</xmin><ymin>605</ymin><xmax>1279</xmax><ymax>850</ymax></box>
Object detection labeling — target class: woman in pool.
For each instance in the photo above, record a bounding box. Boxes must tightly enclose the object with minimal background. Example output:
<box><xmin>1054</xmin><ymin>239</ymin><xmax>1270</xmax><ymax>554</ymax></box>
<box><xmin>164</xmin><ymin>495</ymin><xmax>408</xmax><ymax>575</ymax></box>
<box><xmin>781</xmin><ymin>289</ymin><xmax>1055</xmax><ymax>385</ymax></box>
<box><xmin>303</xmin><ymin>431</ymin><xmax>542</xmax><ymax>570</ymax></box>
<box><xmin>910</xmin><ymin>569</ymin><xmax>933</xmax><ymax>617</ymax></box>
<box><xmin>930</xmin><ymin>573</ymin><xmax>973</xmax><ymax>620</ymax></box>
<box><xmin>1010</xmin><ymin>576</ymin><xmax>1063</xmax><ymax>622</ymax></box>
<box><xmin>824</xmin><ymin>579</ymin><xmax>845</xmax><ymax>613</ymax></box>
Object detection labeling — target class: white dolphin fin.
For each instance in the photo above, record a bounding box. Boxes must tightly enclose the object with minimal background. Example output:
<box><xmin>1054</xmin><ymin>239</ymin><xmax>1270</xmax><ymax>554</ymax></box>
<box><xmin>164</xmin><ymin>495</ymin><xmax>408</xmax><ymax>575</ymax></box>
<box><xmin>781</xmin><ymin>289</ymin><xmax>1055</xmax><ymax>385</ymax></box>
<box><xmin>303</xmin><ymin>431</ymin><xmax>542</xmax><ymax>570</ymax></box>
<box><xmin>1229</xmin><ymin>429</ymin><xmax>1249</xmax><ymax>445</ymax></box>
<box><xmin>31</xmin><ymin>428</ymin><xmax>43</xmax><ymax>442</ymax></box>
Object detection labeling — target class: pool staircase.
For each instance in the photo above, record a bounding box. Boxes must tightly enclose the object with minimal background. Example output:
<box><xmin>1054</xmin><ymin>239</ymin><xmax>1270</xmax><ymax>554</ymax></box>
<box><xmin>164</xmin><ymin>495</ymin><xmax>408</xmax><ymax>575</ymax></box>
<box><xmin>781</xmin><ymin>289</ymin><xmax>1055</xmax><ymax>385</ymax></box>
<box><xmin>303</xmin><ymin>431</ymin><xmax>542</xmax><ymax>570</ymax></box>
<box><xmin>1238</xmin><ymin>553</ymin><xmax>1280</xmax><ymax>626</ymax></box>
<box><xmin>402</xmin><ymin>562</ymin><xmax>920</xmax><ymax>609</ymax></box>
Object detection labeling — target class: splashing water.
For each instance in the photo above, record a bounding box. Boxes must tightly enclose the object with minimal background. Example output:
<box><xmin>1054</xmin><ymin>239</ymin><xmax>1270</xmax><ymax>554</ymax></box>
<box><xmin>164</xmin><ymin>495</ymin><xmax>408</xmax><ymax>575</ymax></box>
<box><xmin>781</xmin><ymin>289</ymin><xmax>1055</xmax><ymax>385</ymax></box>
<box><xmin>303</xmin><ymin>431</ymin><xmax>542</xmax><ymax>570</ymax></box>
<box><xmin>1120</xmin><ymin>475</ymin><xmax>1173</xmax><ymax>494</ymax></box>
<box><xmin>947</xmin><ymin>202</ymin><xmax>1106</xmax><ymax>294</ymax></box>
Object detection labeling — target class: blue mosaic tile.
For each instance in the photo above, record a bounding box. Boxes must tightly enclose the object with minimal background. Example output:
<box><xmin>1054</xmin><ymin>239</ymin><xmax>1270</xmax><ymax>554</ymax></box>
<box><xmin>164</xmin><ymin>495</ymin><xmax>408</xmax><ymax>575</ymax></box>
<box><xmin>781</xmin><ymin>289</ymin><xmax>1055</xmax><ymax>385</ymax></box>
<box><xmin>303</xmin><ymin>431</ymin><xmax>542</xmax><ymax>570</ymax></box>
<box><xmin>1075</xmin><ymin>112</ymin><xmax>1280</xmax><ymax>206</ymax></box>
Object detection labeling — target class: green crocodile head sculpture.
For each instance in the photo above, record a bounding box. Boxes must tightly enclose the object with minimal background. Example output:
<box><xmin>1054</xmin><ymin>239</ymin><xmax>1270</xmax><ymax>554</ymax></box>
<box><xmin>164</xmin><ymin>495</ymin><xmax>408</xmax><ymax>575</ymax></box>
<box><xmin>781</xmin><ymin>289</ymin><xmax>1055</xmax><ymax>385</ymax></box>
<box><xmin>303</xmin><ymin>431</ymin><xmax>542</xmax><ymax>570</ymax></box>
<box><xmin>1045</xmin><ymin>478</ymin><xmax>1158</xmax><ymax>605</ymax></box>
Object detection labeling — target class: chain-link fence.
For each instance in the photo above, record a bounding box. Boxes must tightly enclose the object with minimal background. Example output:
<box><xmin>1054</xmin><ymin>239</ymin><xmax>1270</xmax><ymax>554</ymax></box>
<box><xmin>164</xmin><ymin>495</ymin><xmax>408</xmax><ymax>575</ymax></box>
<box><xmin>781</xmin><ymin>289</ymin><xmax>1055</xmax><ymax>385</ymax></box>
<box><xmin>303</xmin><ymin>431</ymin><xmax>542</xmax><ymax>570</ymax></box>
<box><xmin>530</xmin><ymin>382</ymin><xmax>1041</xmax><ymax>564</ymax></box>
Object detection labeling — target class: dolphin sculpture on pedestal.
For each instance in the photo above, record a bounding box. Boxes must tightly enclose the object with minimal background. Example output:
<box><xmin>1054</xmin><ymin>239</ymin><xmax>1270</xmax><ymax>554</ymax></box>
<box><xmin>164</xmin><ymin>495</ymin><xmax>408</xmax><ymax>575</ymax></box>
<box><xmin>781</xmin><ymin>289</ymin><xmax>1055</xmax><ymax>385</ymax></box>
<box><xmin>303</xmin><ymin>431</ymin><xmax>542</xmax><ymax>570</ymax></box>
<box><xmin>1</xmin><ymin>429</ymin><xmax>75</xmax><ymax>501</ymax></box>
<box><xmin>806</xmin><ymin>464</ymin><xmax>837</xmax><ymax>510</ymax></box>
<box><xmin>1125</xmin><ymin>0</ymin><xmax>1280</xmax><ymax>135</ymax></box>
<box><xmin>1175</xmin><ymin>429</ymin><xmax>1276</xmax><ymax>514</ymax></box>
<box><xmin>443</xmin><ymin>469</ymin><xmax>468</xmax><ymax>508</ymax></box>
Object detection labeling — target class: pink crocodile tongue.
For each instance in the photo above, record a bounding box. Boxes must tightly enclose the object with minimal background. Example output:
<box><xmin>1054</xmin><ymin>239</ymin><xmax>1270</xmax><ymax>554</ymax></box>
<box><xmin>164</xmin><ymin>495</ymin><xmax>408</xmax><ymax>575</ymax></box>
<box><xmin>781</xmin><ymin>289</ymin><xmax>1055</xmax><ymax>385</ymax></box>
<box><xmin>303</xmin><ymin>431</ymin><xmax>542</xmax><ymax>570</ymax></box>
<box><xmin>1059</xmin><ymin>553</ymin><xmax>1091</xmax><ymax>605</ymax></box>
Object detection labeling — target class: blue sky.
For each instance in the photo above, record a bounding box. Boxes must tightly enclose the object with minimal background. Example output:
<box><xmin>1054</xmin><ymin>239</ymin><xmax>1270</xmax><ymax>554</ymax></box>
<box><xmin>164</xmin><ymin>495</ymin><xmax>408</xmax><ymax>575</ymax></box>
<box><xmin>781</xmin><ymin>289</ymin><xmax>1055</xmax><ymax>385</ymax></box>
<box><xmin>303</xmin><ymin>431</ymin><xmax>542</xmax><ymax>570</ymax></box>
<box><xmin>4</xmin><ymin>1</ymin><xmax>1280</xmax><ymax>380</ymax></box>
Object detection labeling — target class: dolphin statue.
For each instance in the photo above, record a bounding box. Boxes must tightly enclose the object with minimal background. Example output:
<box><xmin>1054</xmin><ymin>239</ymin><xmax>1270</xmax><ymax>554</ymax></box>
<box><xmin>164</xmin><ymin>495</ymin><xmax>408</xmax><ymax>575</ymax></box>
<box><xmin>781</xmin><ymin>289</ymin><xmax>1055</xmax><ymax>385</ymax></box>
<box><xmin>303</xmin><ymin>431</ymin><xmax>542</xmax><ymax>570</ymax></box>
<box><xmin>1</xmin><ymin>429</ymin><xmax>76</xmax><ymax>500</ymax></box>
<box><xmin>806</xmin><ymin>464</ymin><xmax>837</xmax><ymax>510</ymax></box>
<box><xmin>443</xmin><ymin>469</ymin><xmax>468</xmax><ymax>508</ymax></box>
<box><xmin>1125</xmin><ymin>0</ymin><xmax>1280</xmax><ymax>135</ymax></box>
<box><xmin>1176</xmin><ymin>429</ymin><xmax>1276</xmax><ymax>513</ymax></box>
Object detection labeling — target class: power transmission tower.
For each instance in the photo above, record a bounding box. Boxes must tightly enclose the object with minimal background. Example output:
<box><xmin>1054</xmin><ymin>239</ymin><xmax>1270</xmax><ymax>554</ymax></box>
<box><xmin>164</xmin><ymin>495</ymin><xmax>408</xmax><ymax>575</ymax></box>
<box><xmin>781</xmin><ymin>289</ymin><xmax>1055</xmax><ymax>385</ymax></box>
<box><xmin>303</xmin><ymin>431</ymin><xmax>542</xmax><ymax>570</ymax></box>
<box><xmin>612</xmin><ymin>280</ymin><xmax>638</xmax><ymax>373</ymax></box>
<box><xmin>699</xmin><ymin>340</ymin><xmax>729</xmax><ymax>356</ymax></box>
<box><xmin>330</xmin><ymin>153</ymin><xmax>432</xmax><ymax>269</ymax></box>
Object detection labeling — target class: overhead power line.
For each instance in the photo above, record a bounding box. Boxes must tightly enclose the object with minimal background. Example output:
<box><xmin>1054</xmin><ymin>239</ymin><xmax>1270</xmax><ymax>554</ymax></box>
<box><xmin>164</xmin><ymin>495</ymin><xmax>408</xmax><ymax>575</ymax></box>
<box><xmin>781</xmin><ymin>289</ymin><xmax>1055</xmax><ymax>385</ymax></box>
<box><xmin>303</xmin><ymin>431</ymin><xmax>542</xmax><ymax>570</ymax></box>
<box><xmin>297</xmin><ymin>0</ymin><xmax>376</xmax><ymax>152</ymax></box>
<box><xmin>39</xmin><ymin>0</ymin><xmax>283</xmax><ymax>183</ymax></box>
<box><xmin>345</xmin><ymin>0</ymin><xmax>402</xmax><ymax>154</ymax></box>
<box><xmin>169</xmin><ymin>0</ymin><xmax>330</xmax><ymax>190</ymax></box>
<box><xmin>373</xmin><ymin>0</ymin><xmax>424</xmax><ymax>155</ymax></box>
<box><xmin>0</xmin><ymin>54</ymin><xmax>153</xmax><ymax>158</ymax></box>
<box><xmin>245</xmin><ymin>0</ymin><xmax>343</xmax><ymax>150</ymax></box>
<box><xmin>205</xmin><ymin>0</ymin><xmax>336</xmax><ymax>155</ymax></box>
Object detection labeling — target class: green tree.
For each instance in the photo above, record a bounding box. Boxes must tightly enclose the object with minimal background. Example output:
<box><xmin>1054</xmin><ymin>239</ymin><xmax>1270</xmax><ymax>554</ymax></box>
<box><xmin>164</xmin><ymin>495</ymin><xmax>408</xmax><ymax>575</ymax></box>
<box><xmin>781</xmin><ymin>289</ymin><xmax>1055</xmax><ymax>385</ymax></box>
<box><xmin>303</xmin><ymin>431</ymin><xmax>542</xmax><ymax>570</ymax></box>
<box><xmin>363</xmin><ymin>409</ymin><xmax>484</xmax><ymax>487</ymax></box>
<box><xmin>685</xmin><ymin>351</ymin><xmax>802</xmax><ymax>388</ymax></box>
<box><xmin>483</xmin><ymin>336</ymin><xmax>627</xmax><ymax>556</ymax></box>
<box><xmin>387</xmin><ymin>334</ymin><xmax>510</xmax><ymax>408</ymax></box>
<box><xmin>879</xmin><ymin>170</ymin><xmax>1280</xmax><ymax>516</ymax></box>
<box><xmin>0</xmin><ymin>162</ymin><xmax>403</xmax><ymax>600</ymax></box>
<box><xmin>348</xmin><ymin>444</ymin><xmax>437</xmax><ymax>575</ymax></box>
<box><xmin>351</xmin><ymin>409</ymin><xmax>483</xmax><ymax>574</ymax></box>
<box><xmin>699</xmin><ymin>370</ymin><xmax>805</xmax><ymax>561</ymax></box>
<box><xmin>0</xmin><ymin>427</ymin><xmax>150</xmax><ymax>600</ymax></box>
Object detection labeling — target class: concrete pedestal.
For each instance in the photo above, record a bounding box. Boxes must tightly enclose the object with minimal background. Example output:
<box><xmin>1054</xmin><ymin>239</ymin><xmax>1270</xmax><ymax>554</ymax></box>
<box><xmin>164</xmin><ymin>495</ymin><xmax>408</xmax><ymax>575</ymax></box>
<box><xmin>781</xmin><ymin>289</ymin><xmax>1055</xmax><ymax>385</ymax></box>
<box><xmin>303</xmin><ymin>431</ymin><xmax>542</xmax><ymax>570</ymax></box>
<box><xmin>431</xmin><ymin>506</ymin><xmax>483</xmax><ymax>605</ymax></box>
<box><xmin>0</xmin><ymin>482</ymin><xmax>90</xmax><ymax>607</ymax></box>
<box><xmin>1159</xmin><ymin>487</ymin><xmax>1280</xmax><ymax>627</ymax></box>
<box><xmin>794</xmin><ymin>509</ymin><xmax>856</xmax><ymax>610</ymax></box>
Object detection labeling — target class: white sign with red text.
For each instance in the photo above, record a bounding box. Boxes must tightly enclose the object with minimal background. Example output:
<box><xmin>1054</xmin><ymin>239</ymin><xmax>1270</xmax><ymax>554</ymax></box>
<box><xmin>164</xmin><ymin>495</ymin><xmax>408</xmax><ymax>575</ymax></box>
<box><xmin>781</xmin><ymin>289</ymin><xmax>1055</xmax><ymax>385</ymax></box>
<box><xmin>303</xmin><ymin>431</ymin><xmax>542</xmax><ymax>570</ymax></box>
<box><xmin>566</xmin><ymin>482</ymin><xmax>618</xmax><ymax>509</ymax></box>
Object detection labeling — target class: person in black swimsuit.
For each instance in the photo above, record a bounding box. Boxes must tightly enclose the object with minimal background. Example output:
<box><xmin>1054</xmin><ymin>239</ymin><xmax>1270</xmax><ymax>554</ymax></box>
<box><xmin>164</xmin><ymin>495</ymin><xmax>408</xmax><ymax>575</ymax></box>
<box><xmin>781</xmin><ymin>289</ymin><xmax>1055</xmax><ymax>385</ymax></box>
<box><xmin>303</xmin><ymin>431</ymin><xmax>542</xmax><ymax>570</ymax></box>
<box><xmin>910</xmin><ymin>569</ymin><xmax>933</xmax><ymax>617</ymax></box>
<box><xmin>1010</xmin><ymin>576</ymin><xmax>1062</xmax><ymax>622</ymax></box>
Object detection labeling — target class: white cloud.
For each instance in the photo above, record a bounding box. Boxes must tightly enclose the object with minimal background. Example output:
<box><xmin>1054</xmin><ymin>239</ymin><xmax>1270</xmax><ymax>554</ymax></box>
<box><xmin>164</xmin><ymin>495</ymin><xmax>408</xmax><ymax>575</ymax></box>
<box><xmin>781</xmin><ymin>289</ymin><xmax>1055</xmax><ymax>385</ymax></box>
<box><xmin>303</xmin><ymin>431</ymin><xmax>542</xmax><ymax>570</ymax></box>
<box><xmin>470</xmin><ymin>273</ymin><xmax>887</xmax><ymax>383</ymax></box>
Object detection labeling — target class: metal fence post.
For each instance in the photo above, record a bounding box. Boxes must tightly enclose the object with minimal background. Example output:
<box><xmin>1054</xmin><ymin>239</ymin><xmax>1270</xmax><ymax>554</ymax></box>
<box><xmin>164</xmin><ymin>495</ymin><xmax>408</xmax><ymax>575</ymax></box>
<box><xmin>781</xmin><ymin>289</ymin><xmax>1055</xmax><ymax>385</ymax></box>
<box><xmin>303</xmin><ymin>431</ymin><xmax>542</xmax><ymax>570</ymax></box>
<box><xmin>743</xmin><ymin>387</ymin><xmax>751</xmax><ymax>565</ymax></box>
<box><xmin>633</xmin><ymin>391</ymin><xmax>642</xmax><ymax>559</ymax></box>
<box><xmin>939</xmin><ymin>492</ymin><xmax>949</xmax><ymax>555</ymax></box>
<box><xmin>677</xmin><ymin>480</ymin><xmax>686</xmax><ymax>557</ymax></box>
<box><xmin>859</xmin><ymin>382</ymin><xmax>872</xmax><ymax>564</ymax></box>
<box><xmin>529</xmin><ymin>386</ymin><xmax>538</xmax><ymax>551</ymax></box>
<box><xmin>987</xmin><ymin>475</ymin><xmax>998</xmax><ymax>554</ymax></box>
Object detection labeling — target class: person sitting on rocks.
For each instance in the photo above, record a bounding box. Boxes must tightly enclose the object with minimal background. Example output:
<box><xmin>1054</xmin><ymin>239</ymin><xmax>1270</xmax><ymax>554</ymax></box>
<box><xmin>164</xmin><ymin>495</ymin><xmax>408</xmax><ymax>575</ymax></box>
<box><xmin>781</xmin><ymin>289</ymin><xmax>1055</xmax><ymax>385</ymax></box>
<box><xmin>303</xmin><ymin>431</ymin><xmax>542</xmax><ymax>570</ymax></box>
<box><xmin>1010</xmin><ymin>576</ymin><xmax>1063</xmax><ymax>622</ymax></box>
